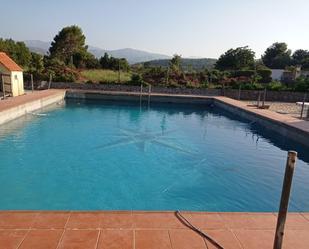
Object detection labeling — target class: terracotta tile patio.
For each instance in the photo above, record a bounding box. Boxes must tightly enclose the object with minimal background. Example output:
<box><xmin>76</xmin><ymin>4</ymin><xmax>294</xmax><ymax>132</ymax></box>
<box><xmin>0</xmin><ymin>211</ymin><xmax>308</xmax><ymax>249</ymax></box>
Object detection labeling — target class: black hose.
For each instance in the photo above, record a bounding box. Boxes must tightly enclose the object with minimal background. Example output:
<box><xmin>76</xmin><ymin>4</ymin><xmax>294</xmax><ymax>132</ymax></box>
<box><xmin>175</xmin><ymin>211</ymin><xmax>224</xmax><ymax>249</ymax></box>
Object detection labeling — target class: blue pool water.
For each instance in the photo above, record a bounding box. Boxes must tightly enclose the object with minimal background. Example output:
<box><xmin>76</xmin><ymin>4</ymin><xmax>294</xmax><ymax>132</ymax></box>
<box><xmin>0</xmin><ymin>99</ymin><xmax>308</xmax><ymax>211</ymax></box>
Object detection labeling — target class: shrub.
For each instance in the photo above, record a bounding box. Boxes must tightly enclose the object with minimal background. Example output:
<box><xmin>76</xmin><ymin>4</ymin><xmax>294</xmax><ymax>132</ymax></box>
<box><xmin>53</xmin><ymin>71</ymin><xmax>77</xmax><ymax>82</ymax></box>
<box><xmin>257</xmin><ymin>69</ymin><xmax>272</xmax><ymax>83</ymax></box>
<box><xmin>294</xmin><ymin>77</ymin><xmax>309</xmax><ymax>92</ymax></box>
<box><xmin>233</xmin><ymin>70</ymin><xmax>255</xmax><ymax>77</ymax></box>
<box><xmin>200</xmin><ymin>81</ymin><xmax>209</xmax><ymax>88</ymax></box>
<box><xmin>240</xmin><ymin>82</ymin><xmax>264</xmax><ymax>90</ymax></box>
<box><xmin>129</xmin><ymin>73</ymin><xmax>144</xmax><ymax>85</ymax></box>
<box><xmin>266</xmin><ymin>81</ymin><xmax>287</xmax><ymax>91</ymax></box>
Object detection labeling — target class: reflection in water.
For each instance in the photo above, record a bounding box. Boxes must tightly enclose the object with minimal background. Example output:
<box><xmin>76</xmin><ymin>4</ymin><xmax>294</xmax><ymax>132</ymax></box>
<box><xmin>160</xmin><ymin>114</ymin><xmax>167</xmax><ymax>134</ymax></box>
<box><xmin>211</xmin><ymin>107</ymin><xmax>309</xmax><ymax>163</ymax></box>
<box><xmin>0</xmin><ymin>101</ymin><xmax>64</xmax><ymax>140</ymax></box>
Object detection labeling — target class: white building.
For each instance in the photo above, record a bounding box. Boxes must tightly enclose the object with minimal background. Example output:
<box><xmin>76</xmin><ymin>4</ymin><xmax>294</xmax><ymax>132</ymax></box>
<box><xmin>0</xmin><ymin>52</ymin><xmax>24</xmax><ymax>97</ymax></box>
<box><xmin>271</xmin><ymin>69</ymin><xmax>285</xmax><ymax>81</ymax></box>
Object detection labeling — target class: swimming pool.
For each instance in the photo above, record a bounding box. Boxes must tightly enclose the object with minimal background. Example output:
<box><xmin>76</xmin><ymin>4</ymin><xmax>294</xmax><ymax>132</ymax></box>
<box><xmin>0</xmin><ymin>99</ymin><xmax>308</xmax><ymax>211</ymax></box>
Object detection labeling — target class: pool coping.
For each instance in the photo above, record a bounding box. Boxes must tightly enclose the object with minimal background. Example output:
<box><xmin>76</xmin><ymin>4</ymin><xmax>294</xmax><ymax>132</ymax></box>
<box><xmin>0</xmin><ymin>90</ymin><xmax>66</xmax><ymax>125</ymax></box>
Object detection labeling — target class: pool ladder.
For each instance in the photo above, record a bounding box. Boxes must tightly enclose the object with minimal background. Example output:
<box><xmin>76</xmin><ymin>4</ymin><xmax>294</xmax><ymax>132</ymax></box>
<box><xmin>139</xmin><ymin>84</ymin><xmax>152</xmax><ymax>109</ymax></box>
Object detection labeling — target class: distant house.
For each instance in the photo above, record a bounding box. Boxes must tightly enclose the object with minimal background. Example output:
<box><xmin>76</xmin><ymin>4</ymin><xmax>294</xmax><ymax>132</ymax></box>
<box><xmin>0</xmin><ymin>52</ymin><xmax>24</xmax><ymax>97</ymax></box>
<box><xmin>271</xmin><ymin>66</ymin><xmax>302</xmax><ymax>83</ymax></box>
<box><xmin>271</xmin><ymin>69</ymin><xmax>285</xmax><ymax>81</ymax></box>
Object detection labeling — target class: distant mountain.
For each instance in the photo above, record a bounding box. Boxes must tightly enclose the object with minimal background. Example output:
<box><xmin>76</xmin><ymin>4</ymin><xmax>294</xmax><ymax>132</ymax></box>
<box><xmin>24</xmin><ymin>40</ymin><xmax>171</xmax><ymax>64</ymax></box>
<box><xmin>139</xmin><ymin>58</ymin><xmax>217</xmax><ymax>71</ymax></box>
<box><xmin>24</xmin><ymin>40</ymin><xmax>51</xmax><ymax>55</ymax></box>
<box><xmin>88</xmin><ymin>46</ymin><xmax>171</xmax><ymax>64</ymax></box>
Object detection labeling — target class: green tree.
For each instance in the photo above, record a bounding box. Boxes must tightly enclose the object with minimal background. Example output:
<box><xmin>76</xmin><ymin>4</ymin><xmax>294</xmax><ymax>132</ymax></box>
<box><xmin>99</xmin><ymin>53</ymin><xmax>110</xmax><ymax>68</ymax></box>
<box><xmin>99</xmin><ymin>53</ymin><xmax>129</xmax><ymax>71</ymax></box>
<box><xmin>0</xmin><ymin>38</ymin><xmax>31</xmax><ymax>67</ymax></box>
<box><xmin>292</xmin><ymin>49</ymin><xmax>309</xmax><ymax>69</ymax></box>
<box><xmin>215</xmin><ymin>46</ymin><xmax>255</xmax><ymax>70</ymax></box>
<box><xmin>118</xmin><ymin>58</ymin><xmax>130</xmax><ymax>71</ymax></box>
<box><xmin>49</xmin><ymin>25</ymin><xmax>89</xmax><ymax>66</ymax></box>
<box><xmin>29</xmin><ymin>52</ymin><xmax>44</xmax><ymax>73</ymax></box>
<box><xmin>73</xmin><ymin>50</ymin><xmax>100</xmax><ymax>69</ymax></box>
<box><xmin>169</xmin><ymin>54</ymin><xmax>182</xmax><ymax>71</ymax></box>
<box><xmin>261</xmin><ymin>42</ymin><xmax>291</xmax><ymax>69</ymax></box>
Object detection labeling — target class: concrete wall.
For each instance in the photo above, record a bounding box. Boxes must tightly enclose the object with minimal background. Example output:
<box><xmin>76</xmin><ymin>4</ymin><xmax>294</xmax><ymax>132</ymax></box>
<box><xmin>0</xmin><ymin>91</ymin><xmax>65</xmax><ymax>125</ymax></box>
<box><xmin>66</xmin><ymin>91</ymin><xmax>213</xmax><ymax>105</ymax></box>
<box><xmin>214</xmin><ymin>98</ymin><xmax>309</xmax><ymax>147</ymax></box>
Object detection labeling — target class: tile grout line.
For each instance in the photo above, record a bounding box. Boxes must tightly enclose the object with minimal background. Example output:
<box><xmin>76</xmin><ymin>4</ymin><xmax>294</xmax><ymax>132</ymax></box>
<box><xmin>94</xmin><ymin>229</ymin><xmax>101</xmax><ymax>249</ymax></box>
<box><xmin>29</xmin><ymin>212</ymin><xmax>40</xmax><ymax>229</ymax></box>
<box><xmin>15</xmin><ymin>212</ymin><xmax>39</xmax><ymax>249</ymax></box>
<box><xmin>299</xmin><ymin>212</ymin><xmax>309</xmax><ymax>222</ymax></box>
<box><xmin>167</xmin><ymin>230</ymin><xmax>174</xmax><ymax>249</ymax></box>
<box><xmin>55</xmin><ymin>212</ymin><xmax>71</xmax><ymax>249</ymax></box>
<box><xmin>16</xmin><ymin>229</ymin><xmax>31</xmax><ymax>249</ymax></box>
<box><xmin>133</xmin><ymin>229</ymin><xmax>136</xmax><ymax>249</ymax></box>
<box><xmin>230</xmin><ymin>228</ymin><xmax>246</xmax><ymax>249</ymax></box>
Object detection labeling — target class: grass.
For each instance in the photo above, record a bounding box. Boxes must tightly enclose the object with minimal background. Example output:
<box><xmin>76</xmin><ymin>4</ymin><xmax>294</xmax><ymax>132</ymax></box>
<box><xmin>81</xmin><ymin>69</ymin><xmax>132</xmax><ymax>83</ymax></box>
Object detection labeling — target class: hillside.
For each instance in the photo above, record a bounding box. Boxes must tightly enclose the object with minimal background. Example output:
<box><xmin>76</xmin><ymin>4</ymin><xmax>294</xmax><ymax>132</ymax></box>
<box><xmin>24</xmin><ymin>40</ymin><xmax>171</xmax><ymax>64</ymax></box>
<box><xmin>88</xmin><ymin>46</ymin><xmax>171</xmax><ymax>64</ymax></box>
<box><xmin>24</xmin><ymin>40</ymin><xmax>51</xmax><ymax>55</ymax></box>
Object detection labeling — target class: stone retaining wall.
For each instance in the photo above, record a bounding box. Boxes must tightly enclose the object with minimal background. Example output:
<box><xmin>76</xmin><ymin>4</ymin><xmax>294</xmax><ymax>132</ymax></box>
<box><xmin>224</xmin><ymin>89</ymin><xmax>307</xmax><ymax>102</ymax></box>
<box><xmin>24</xmin><ymin>81</ymin><xmax>307</xmax><ymax>102</ymax></box>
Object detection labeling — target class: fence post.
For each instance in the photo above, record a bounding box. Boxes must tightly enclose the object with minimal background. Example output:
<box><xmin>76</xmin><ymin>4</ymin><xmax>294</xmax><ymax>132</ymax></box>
<box><xmin>222</xmin><ymin>83</ymin><xmax>225</xmax><ymax>96</ymax></box>
<box><xmin>238</xmin><ymin>84</ymin><xmax>241</xmax><ymax>100</ymax></box>
<box><xmin>31</xmin><ymin>74</ymin><xmax>34</xmax><ymax>92</ymax></box>
<box><xmin>262</xmin><ymin>88</ymin><xmax>267</xmax><ymax>107</ymax></box>
<box><xmin>300</xmin><ymin>93</ymin><xmax>307</xmax><ymax>119</ymax></box>
<box><xmin>257</xmin><ymin>91</ymin><xmax>261</xmax><ymax>107</ymax></box>
<box><xmin>118</xmin><ymin>61</ymin><xmax>121</xmax><ymax>83</ymax></box>
<box><xmin>48</xmin><ymin>74</ymin><xmax>52</xmax><ymax>89</ymax></box>
<box><xmin>1</xmin><ymin>75</ymin><xmax>5</xmax><ymax>99</ymax></box>
<box><xmin>148</xmin><ymin>84</ymin><xmax>151</xmax><ymax>94</ymax></box>
<box><xmin>273</xmin><ymin>151</ymin><xmax>297</xmax><ymax>249</ymax></box>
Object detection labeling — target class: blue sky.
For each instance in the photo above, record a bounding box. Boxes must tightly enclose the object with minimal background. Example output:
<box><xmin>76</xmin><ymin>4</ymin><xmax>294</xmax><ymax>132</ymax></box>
<box><xmin>1</xmin><ymin>0</ymin><xmax>308</xmax><ymax>58</ymax></box>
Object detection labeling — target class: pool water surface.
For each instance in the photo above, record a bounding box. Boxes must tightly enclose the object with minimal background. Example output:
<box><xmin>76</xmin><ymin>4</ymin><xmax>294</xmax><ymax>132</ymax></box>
<box><xmin>0</xmin><ymin>99</ymin><xmax>308</xmax><ymax>211</ymax></box>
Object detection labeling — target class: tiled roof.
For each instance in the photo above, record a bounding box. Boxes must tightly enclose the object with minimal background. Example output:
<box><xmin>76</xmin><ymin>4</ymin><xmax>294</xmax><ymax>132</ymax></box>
<box><xmin>0</xmin><ymin>52</ymin><xmax>23</xmax><ymax>72</ymax></box>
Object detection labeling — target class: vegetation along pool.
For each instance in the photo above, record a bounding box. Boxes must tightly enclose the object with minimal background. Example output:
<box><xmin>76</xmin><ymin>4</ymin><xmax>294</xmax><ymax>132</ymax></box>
<box><xmin>0</xmin><ymin>99</ymin><xmax>308</xmax><ymax>211</ymax></box>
